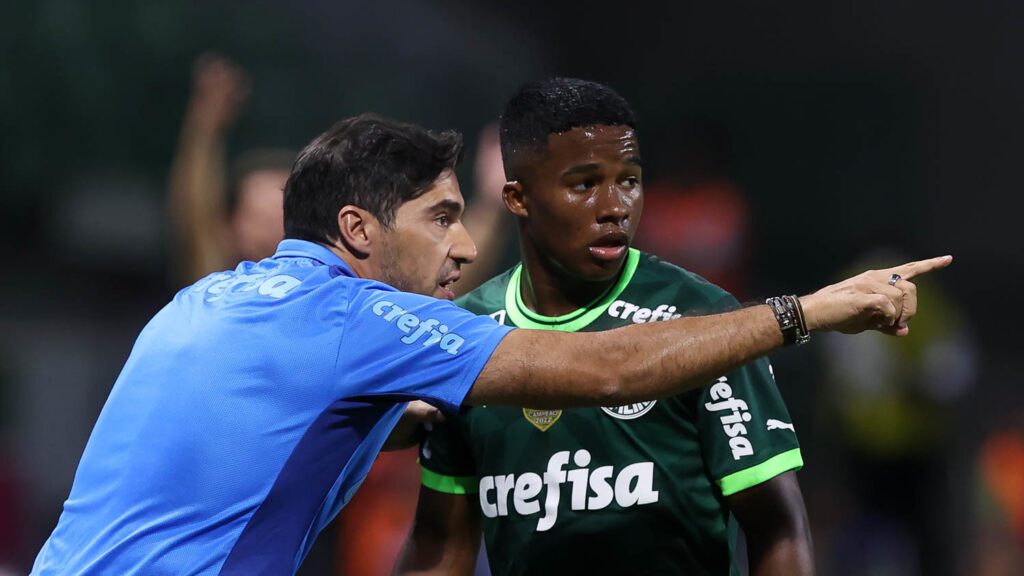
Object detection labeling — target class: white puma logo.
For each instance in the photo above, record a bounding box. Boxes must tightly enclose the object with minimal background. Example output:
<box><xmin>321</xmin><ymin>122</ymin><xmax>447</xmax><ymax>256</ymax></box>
<box><xmin>766</xmin><ymin>419</ymin><xmax>795</xmax><ymax>432</ymax></box>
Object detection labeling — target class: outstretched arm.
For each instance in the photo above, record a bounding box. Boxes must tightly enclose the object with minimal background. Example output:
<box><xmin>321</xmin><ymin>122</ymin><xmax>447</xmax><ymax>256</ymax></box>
<box><xmin>467</xmin><ymin>257</ymin><xmax>952</xmax><ymax>407</ymax></box>
<box><xmin>394</xmin><ymin>488</ymin><xmax>482</xmax><ymax>576</ymax></box>
<box><xmin>728</xmin><ymin>472</ymin><xmax>814</xmax><ymax>576</ymax></box>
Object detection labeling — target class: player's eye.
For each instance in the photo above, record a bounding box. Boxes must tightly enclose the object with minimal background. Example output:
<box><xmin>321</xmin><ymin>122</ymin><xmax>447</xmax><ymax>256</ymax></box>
<box><xmin>621</xmin><ymin>176</ymin><xmax>640</xmax><ymax>190</ymax></box>
<box><xmin>571</xmin><ymin>178</ymin><xmax>598</xmax><ymax>192</ymax></box>
<box><xmin>435</xmin><ymin>214</ymin><xmax>451</xmax><ymax>228</ymax></box>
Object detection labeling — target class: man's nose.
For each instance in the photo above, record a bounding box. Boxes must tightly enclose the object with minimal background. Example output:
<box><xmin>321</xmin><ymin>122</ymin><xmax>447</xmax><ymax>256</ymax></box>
<box><xmin>451</xmin><ymin>223</ymin><xmax>478</xmax><ymax>264</ymax></box>
<box><xmin>596</xmin><ymin>185</ymin><xmax>633</xmax><ymax>225</ymax></box>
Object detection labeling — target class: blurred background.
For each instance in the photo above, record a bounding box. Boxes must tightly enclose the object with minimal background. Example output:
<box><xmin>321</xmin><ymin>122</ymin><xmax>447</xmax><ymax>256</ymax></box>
<box><xmin>1</xmin><ymin>1</ymin><xmax>1022</xmax><ymax>574</ymax></box>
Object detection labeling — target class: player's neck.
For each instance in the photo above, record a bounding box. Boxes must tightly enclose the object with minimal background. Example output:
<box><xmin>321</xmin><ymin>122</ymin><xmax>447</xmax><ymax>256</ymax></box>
<box><xmin>518</xmin><ymin>248</ymin><xmax>620</xmax><ymax>318</ymax></box>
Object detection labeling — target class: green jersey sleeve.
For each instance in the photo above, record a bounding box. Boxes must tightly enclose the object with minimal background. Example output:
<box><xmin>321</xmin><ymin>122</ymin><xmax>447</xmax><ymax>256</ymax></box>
<box><xmin>696</xmin><ymin>295</ymin><xmax>803</xmax><ymax>497</ymax></box>
<box><xmin>698</xmin><ymin>355</ymin><xmax>803</xmax><ymax>496</ymax></box>
<box><xmin>419</xmin><ymin>418</ymin><xmax>480</xmax><ymax>495</ymax></box>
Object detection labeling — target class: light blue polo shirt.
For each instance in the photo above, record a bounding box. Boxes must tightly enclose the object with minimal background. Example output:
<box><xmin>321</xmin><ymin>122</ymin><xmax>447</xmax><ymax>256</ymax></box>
<box><xmin>32</xmin><ymin>239</ymin><xmax>513</xmax><ymax>575</ymax></box>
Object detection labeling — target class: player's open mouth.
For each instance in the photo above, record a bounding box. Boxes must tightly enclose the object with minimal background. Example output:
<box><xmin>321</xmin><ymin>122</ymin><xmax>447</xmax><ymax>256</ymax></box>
<box><xmin>437</xmin><ymin>275</ymin><xmax>459</xmax><ymax>300</ymax></box>
<box><xmin>588</xmin><ymin>231</ymin><xmax>628</xmax><ymax>262</ymax></box>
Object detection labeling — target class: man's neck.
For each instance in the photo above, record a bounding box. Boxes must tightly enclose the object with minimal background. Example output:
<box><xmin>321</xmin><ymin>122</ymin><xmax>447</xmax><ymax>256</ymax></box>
<box><xmin>323</xmin><ymin>242</ymin><xmax>369</xmax><ymax>279</ymax></box>
<box><xmin>517</xmin><ymin>241</ymin><xmax>621</xmax><ymax>318</ymax></box>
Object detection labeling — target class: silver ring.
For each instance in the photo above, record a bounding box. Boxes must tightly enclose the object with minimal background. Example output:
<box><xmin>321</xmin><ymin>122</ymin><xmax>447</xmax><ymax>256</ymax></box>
<box><xmin>888</xmin><ymin>273</ymin><xmax>901</xmax><ymax>286</ymax></box>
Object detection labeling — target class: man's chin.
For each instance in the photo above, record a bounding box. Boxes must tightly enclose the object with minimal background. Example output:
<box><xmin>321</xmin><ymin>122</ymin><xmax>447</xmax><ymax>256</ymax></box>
<box><xmin>585</xmin><ymin>250</ymin><xmax>629</xmax><ymax>278</ymax></box>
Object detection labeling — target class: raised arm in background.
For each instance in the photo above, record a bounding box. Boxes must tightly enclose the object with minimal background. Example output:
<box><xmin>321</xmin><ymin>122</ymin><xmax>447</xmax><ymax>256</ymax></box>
<box><xmin>168</xmin><ymin>54</ymin><xmax>250</xmax><ymax>283</ymax></box>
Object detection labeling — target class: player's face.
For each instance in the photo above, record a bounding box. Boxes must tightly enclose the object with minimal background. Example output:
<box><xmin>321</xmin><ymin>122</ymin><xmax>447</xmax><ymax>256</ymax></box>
<box><xmin>232</xmin><ymin>169</ymin><xmax>288</xmax><ymax>262</ymax></box>
<box><xmin>521</xmin><ymin>125</ymin><xmax>642</xmax><ymax>281</ymax></box>
<box><xmin>377</xmin><ymin>170</ymin><xmax>476</xmax><ymax>300</ymax></box>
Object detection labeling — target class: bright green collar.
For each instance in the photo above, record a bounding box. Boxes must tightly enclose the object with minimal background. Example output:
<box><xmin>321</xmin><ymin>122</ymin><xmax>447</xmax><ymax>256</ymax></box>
<box><xmin>504</xmin><ymin>248</ymin><xmax>640</xmax><ymax>332</ymax></box>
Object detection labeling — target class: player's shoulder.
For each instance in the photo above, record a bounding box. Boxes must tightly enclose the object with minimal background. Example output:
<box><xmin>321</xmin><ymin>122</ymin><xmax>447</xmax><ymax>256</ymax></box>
<box><xmin>183</xmin><ymin>257</ymin><xmax>349</xmax><ymax>304</ymax></box>
<box><xmin>455</xmin><ymin>267</ymin><xmax>515</xmax><ymax>315</ymax></box>
<box><xmin>632</xmin><ymin>251</ymin><xmax>740</xmax><ymax>314</ymax></box>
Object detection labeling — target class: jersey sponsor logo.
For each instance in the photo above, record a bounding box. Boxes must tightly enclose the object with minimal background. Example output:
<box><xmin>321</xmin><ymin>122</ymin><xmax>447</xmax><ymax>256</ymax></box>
<box><xmin>766</xmin><ymin>419</ymin><xmax>795</xmax><ymax>432</ymax></box>
<box><xmin>523</xmin><ymin>408</ymin><xmax>561</xmax><ymax>432</ymax></box>
<box><xmin>478</xmin><ymin>449</ymin><xmax>659</xmax><ymax>532</ymax></box>
<box><xmin>607</xmin><ymin>300</ymin><xmax>683</xmax><ymax>324</ymax></box>
<box><xmin>705</xmin><ymin>376</ymin><xmax>755</xmax><ymax>460</ymax></box>
<box><xmin>194</xmin><ymin>272</ymin><xmax>302</xmax><ymax>302</ymax></box>
<box><xmin>371</xmin><ymin>301</ymin><xmax>466</xmax><ymax>355</ymax></box>
<box><xmin>601</xmin><ymin>401</ymin><xmax>657</xmax><ymax>420</ymax></box>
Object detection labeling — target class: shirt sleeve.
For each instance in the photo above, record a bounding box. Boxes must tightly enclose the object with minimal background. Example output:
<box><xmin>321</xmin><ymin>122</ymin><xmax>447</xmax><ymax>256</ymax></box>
<box><xmin>698</xmin><ymin>356</ymin><xmax>803</xmax><ymax>497</ymax></box>
<box><xmin>336</xmin><ymin>283</ymin><xmax>515</xmax><ymax>412</ymax></box>
<box><xmin>418</xmin><ymin>418</ymin><xmax>479</xmax><ymax>495</ymax></box>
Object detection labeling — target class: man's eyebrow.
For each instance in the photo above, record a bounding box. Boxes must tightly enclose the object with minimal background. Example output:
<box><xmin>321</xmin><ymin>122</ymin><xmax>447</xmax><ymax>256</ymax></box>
<box><xmin>626</xmin><ymin>155</ymin><xmax>643</xmax><ymax>167</ymax></box>
<box><xmin>425</xmin><ymin>199</ymin><xmax>464</xmax><ymax>214</ymax></box>
<box><xmin>562</xmin><ymin>163</ymin><xmax>601</xmax><ymax>177</ymax></box>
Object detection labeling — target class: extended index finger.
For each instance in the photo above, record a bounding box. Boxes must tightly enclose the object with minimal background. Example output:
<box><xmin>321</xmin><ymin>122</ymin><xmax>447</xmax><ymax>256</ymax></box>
<box><xmin>889</xmin><ymin>255</ymin><xmax>954</xmax><ymax>280</ymax></box>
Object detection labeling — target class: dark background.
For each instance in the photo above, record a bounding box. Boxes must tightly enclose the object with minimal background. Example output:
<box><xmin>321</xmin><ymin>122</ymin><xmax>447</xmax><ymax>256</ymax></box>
<box><xmin>1</xmin><ymin>1</ymin><xmax>1020</xmax><ymax>574</ymax></box>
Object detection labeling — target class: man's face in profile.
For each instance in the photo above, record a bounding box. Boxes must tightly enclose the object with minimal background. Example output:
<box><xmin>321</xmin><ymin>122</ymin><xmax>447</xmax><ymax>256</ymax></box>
<box><xmin>377</xmin><ymin>170</ymin><xmax>477</xmax><ymax>300</ymax></box>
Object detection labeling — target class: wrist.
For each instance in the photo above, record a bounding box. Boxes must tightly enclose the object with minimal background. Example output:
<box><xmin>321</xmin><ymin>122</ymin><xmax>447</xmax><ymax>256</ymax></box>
<box><xmin>797</xmin><ymin>294</ymin><xmax>822</xmax><ymax>331</ymax></box>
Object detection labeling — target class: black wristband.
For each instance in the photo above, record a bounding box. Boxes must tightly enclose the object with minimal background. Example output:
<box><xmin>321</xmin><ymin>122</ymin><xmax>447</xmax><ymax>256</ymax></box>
<box><xmin>787</xmin><ymin>295</ymin><xmax>810</xmax><ymax>344</ymax></box>
<box><xmin>766</xmin><ymin>295</ymin><xmax>811</xmax><ymax>346</ymax></box>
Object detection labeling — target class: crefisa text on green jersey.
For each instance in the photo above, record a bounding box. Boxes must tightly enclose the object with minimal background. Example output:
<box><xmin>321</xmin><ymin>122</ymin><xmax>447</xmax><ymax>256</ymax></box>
<box><xmin>479</xmin><ymin>449</ymin><xmax>659</xmax><ymax>532</ymax></box>
<box><xmin>607</xmin><ymin>300</ymin><xmax>682</xmax><ymax>323</ymax></box>
<box><xmin>706</xmin><ymin>375</ymin><xmax>755</xmax><ymax>460</ymax></box>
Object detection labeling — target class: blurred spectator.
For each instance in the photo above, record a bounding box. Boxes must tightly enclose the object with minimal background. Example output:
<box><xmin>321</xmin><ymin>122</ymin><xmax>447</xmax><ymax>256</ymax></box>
<box><xmin>971</xmin><ymin>410</ymin><xmax>1024</xmax><ymax>575</ymax></box>
<box><xmin>816</xmin><ymin>251</ymin><xmax>977</xmax><ymax>576</ymax></box>
<box><xmin>633</xmin><ymin>121</ymin><xmax>751</xmax><ymax>298</ymax></box>
<box><xmin>455</xmin><ymin>123</ymin><xmax>515</xmax><ymax>296</ymax></box>
<box><xmin>168</xmin><ymin>53</ymin><xmax>293</xmax><ymax>284</ymax></box>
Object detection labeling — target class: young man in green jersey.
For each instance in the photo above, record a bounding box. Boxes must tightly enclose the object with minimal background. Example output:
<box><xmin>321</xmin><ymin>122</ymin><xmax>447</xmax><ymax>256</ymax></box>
<box><xmin>397</xmin><ymin>79</ymin><xmax>818</xmax><ymax>575</ymax></box>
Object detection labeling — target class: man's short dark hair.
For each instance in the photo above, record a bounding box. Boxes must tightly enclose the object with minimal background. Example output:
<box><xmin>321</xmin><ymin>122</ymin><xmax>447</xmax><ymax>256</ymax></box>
<box><xmin>284</xmin><ymin>113</ymin><xmax>464</xmax><ymax>244</ymax></box>
<box><xmin>499</xmin><ymin>78</ymin><xmax>636</xmax><ymax>174</ymax></box>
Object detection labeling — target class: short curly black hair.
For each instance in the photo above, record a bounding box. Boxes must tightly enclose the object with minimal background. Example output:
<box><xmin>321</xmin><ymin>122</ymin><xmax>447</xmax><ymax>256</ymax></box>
<box><xmin>284</xmin><ymin>113</ymin><xmax>464</xmax><ymax>244</ymax></box>
<box><xmin>499</xmin><ymin>78</ymin><xmax>636</xmax><ymax>175</ymax></box>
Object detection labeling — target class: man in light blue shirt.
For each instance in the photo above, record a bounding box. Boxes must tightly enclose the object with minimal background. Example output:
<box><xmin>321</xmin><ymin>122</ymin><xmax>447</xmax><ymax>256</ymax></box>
<box><xmin>33</xmin><ymin>113</ymin><xmax>947</xmax><ymax>574</ymax></box>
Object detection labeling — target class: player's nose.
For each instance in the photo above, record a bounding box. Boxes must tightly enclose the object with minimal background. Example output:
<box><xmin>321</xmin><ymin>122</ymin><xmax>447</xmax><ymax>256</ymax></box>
<box><xmin>596</xmin><ymin>185</ymin><xmax>633</xmax><ymax>225</ymax></box>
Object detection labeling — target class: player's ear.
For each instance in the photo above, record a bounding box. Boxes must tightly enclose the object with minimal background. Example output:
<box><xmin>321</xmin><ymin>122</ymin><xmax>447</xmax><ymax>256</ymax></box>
<box><xmin>503</xmin><ymin>180</ymin><xmax>528</xmax><ymax>218</ymax></box>
<box><xmin>336</xmin><ymin>205</ymin><xmax>379</xmax><ymax>258</ymax></box>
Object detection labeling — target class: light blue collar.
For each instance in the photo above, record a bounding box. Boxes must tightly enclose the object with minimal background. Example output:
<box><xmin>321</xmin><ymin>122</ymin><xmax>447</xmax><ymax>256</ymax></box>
<box><xmin>272</xmin><ymin>239</ymin><xmax>355</xmax><ymax>275</ymax></box>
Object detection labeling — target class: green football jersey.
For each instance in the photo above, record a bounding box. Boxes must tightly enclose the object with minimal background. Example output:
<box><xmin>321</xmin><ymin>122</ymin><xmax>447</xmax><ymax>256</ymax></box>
<box><xmin>421</xmin><ymin>249</ymin><xmax>802</xmax><ymax>576</ymax></box>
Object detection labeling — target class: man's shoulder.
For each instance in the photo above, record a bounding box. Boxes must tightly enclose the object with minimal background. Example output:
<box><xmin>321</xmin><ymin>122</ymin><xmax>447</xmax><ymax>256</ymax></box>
<box><xmin>182</xmin><ymin>259</ymin><xmax>343</xmax><ymax>304</ymax></box>
<box><xmin>630</xmin><ymin>251</ymin><xmax>739</xmax><ymax>314</ymax></box>
<box><xmin>455</xmin><ymin>268</ymin><xmax>515</xmax><ymax>314</ymax></box>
